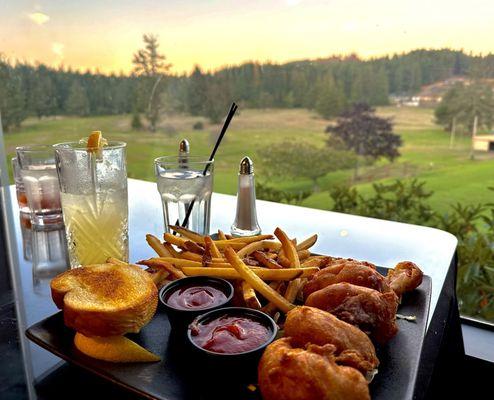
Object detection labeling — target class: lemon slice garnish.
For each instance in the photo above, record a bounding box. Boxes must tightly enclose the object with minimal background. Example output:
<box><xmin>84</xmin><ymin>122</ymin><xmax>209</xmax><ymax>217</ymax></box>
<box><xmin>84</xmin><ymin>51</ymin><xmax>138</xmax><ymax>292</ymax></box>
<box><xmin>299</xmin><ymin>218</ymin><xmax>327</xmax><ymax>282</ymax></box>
<box><xmin>86</xmin><ymin>131</ymin><xmax>108</xmax><ymax>154</ymax></box>
<box><xmin>74</xmin><ymin>332</ymin><xmax>160</xmax><ymax>363</ymax></box>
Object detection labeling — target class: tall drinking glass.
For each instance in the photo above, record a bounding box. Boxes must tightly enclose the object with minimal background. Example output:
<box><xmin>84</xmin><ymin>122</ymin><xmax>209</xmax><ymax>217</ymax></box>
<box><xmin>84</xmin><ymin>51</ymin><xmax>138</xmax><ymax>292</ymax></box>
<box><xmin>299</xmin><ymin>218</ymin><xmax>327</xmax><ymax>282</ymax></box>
<box><xmin>154</xmin><ymin>156</ymin><xmax>213</xmax><ymax>235</ymax></box>
<box><xmin>16</xmin><ymin>145</ymin><xmax>62</xmax><ymax>226</ymax></box>
<box><xmin>54</xmin><ymin>141</ymin><xmax>128</xmax><ymax>267</ymax></box>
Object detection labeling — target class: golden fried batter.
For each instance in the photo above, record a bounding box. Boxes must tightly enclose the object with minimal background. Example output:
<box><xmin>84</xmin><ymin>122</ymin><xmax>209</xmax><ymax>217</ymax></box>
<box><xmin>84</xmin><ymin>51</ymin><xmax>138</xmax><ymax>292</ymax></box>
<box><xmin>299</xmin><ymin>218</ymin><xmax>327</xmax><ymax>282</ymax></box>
<box><xmin>285</xmin><ymin>306</ymin><xmax>379</xmax><ymax>373</ymax></box>
<box><xmin>386</xmin><ymin>261</ymin><xmax>423</xmax><ymax>297</ymax></box>
<box><xmin>303</xmin><ymin>259</ymin><xmax>394</xmax><ymax>300</ymax></box>
<box><xmin>258</xmin><ymin>338</ymin><xmax>370</xmax><ymax>400</ymax></box>
<box><xmin>305</xmin><ymin>282</ymin><xmax>398</xmax><ymax>344</ymax></box>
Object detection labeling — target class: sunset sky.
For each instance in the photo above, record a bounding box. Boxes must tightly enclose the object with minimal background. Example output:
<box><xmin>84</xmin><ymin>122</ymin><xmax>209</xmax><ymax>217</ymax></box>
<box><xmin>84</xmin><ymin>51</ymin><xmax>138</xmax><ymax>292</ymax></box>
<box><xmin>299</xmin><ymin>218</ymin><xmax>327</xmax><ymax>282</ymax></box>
<box><xmin>1</xmin><ymin>0</ymin><xmax>494</xmax><ymax>74</ymax></box>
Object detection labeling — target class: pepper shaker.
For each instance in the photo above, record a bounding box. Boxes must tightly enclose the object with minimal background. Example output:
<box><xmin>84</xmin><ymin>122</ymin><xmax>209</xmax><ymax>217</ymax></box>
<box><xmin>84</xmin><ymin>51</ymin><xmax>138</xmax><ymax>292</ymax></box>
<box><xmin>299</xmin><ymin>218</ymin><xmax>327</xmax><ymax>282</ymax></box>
<box><xmin>231</xmin><ymin>156</ymin><xmax>261</xmax><ymax>237</ymax></box>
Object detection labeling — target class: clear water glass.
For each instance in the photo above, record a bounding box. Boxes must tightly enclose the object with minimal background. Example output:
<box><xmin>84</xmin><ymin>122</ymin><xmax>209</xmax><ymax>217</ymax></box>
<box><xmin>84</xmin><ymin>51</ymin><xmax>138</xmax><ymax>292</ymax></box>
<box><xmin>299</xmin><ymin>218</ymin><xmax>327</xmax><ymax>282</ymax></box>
<box><xmin>11</xmin><ymin>157</ymin><xmax>30</xmax><ymax>214</ymax></box>
<box><xmin>54</xmin><ymin>141</ymin><xmax>128</xmax><ymax>267</ymax></box>
<box><xmin>154</xmin><ymin>156</ymin><xmax>214</xmax><ymax>235</ymax></box>
<box><xmin>16</xmin><ymin>145</ymin><xmax>62</xmax><ymax>227</ymax></box>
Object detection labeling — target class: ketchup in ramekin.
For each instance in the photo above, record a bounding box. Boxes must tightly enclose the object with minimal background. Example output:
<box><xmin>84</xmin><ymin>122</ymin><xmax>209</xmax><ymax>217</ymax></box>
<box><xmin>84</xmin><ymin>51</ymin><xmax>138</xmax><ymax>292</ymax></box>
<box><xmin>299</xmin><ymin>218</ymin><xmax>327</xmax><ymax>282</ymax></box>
<box><xmin>190</xmin><ymin>314</ymin><xmax>272</xmax><ymax>354</ymax></box>
<box><xmin>159</xmin><ymin>277</ymin><xmax>234</xmax><ymax>332</ymax></box>
<box><xmin>187</xmin><ymin>307</ymin><xmax>277</xmax><ymax>359</ymax></box>
<box><xmin>165</xmin><ymin>284</ymin><xmax>228</xmax><ymax>311</ymax></box>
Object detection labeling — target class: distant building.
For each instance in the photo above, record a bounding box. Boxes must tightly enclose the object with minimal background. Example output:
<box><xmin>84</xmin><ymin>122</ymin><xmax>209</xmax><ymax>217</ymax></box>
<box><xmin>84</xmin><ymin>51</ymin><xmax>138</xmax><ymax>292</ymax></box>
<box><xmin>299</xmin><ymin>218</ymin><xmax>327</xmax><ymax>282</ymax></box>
<box><xmin>473</xmin><ymin>135</ymin><xmax>494</xmax><ymax>152</ymax></box>
<box><xmin>417</xmin><ymin>76</ymin><xmax>469</xmax><ymax>106</ymax></box>
<box><xmin>389</xmin><ymin>95</ymin><xmax>420</xmax><ymax>107</ymax></box>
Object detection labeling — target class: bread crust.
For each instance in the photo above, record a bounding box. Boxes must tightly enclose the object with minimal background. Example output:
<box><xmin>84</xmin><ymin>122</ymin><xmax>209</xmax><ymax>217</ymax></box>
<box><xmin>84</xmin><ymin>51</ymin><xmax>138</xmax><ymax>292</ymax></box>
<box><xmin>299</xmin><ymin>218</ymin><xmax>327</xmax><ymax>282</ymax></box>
<box><xmin>51</xmin><ymin>263</ymin><xmax>158</xmax><ymax>336</ymax></box>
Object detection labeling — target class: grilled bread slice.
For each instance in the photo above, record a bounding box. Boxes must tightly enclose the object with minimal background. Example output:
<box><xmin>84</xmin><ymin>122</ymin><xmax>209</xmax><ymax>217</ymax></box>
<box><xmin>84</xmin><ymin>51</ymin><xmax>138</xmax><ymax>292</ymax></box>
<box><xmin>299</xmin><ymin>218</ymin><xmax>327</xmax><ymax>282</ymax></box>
<box><xmin>51</xmin><ymin>263</ymin><xmax>158</xmax><ymax>337</ymax></box>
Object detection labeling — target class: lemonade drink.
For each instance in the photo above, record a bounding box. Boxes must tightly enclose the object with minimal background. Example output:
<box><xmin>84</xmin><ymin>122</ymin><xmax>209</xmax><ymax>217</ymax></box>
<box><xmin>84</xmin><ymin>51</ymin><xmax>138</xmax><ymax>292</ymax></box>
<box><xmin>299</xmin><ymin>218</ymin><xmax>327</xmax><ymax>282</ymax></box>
<box><xmin>54</xmin><ymin>135</ymin><xmax>128</xmax><ymax>267</ymax></box>
<box><xmin>61</xmin><ymin>189</ymin><xmax>128</xmax><ymax>266</ymax></box>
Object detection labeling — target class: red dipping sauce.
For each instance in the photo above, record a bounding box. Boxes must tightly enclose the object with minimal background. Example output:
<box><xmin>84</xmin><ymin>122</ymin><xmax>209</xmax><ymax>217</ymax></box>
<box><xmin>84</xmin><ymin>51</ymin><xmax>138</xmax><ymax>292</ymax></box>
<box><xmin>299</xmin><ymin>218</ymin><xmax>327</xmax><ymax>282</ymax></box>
<box><xmin>165</xmin><ymin>284</ymin><xmax>228</xmax><ymax>310</ymax></box>
<box><xmin>190</xmin><ymin>314</ymin><xmax>272</xmax><ymax>354</ymax></box>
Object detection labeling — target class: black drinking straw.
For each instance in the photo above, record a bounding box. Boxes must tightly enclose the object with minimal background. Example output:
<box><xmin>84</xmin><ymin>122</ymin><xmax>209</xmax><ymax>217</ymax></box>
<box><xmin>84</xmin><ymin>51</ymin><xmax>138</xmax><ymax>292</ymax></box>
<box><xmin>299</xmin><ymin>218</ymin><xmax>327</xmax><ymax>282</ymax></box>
<box><xmin>176</xmin><ymin>102</ymin><xmax>238</xmax><ymax>228</ymax></box>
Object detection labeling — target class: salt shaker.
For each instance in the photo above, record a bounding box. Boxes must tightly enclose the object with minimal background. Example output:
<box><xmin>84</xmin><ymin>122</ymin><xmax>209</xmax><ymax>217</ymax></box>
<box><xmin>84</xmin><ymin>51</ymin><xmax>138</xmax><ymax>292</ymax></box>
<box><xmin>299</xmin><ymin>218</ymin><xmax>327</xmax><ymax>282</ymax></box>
<box><xmin>178</xmin><ymin>139</ymin><xmax>190</xmax><ymax>169</ymax></box>
<box><xmin>231</xmin><ymin>156</ymin><xmax>261</xmax><ymax>237</ymax></box>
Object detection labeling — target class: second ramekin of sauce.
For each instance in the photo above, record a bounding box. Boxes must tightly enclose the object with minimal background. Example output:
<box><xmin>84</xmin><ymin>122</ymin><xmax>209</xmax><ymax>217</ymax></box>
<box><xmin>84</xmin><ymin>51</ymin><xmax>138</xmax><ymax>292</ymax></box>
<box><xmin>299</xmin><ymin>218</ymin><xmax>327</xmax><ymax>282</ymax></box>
<box><xmin>186</xmin><ymin>307</ymin><xmax>278</xmax><ymax>372</ymax></box>
<box><xmin>159</xmin><ymin>276</ymin><xmax>234</xmax><ymax>332</ymax></box>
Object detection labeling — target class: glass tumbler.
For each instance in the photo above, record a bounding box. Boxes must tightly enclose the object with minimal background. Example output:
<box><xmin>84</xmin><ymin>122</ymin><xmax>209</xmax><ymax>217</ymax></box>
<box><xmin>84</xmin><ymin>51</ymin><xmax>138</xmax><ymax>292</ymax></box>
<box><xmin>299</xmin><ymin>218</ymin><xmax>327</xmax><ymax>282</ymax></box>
<box><xmin>11</xmin><ymin>157</ymin><xmax>30</xmax><ymax>214</ymax></box>
<box><xmin>54</xmin><ymin>141</ymin><xmax>128</xmax><ymax>267</ymax></box>
<box><xmin>16</xmin><ymin>145</ymin><xmax>62</xmax><ymax>227</ymax></box>
<box><xmin>154</xmin><ymin>156</ymin><xmax>214</xmax><ymax>235</ymax></box>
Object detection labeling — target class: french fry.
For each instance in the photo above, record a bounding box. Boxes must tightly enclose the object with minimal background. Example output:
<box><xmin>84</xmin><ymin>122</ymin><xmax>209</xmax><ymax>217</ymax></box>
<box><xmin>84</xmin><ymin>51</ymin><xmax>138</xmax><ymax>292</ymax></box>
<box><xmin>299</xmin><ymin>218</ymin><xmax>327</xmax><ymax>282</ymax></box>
<box><xmin>146</xmin><ymin>234</ymin><xmax>172</xmax><ymax>257</ymax></box>
<box><xmin>139</xmin><ymin>257</ymin><xmax>232</xmax><ymax>269</ymax></box>
<box><xmin>277</xmin><ymin>254</ymin><xmax>291</xmax><ymax>268</ymax></box>
<box><xmin>210</xmin><ymin>240</ymin><xmax>247</xmax><ymax>250</ymax></box>
<box><xmin>296</xmin><ymin>234</ymin><xmax>318</xmax><ymax>251</ymax></box>
<box><xmin>236</xmin><ymin>241</ymin><xmax>281</xmax><ymax>258</ymax></box>
<box><xmin>284</xmin><ymin>278</ymin><xmax>304</xmax><ymax>303</ymax></box>
<box><xmin>180</xmin><ymin>251</ymin><xmax>227</xmax><ymax>263</ymax></box>
<box><xmin>278</xmin><ymin>238</ymin><xmax>297</xmax><ymax>260</ymax></box>
<box><xmin>265</xmin><ymin>252</ymin><xmax>278</xmax><ymax>260</ymax></box>
<box><xmin>224</xmin><ymin>247</ymin><xmax>295</xmax><ymax>313</ymax></box>
<box><xmin>263</xmin><ymin>282</ymin><xmax>287</xmax><ymax>315</ymax></box>
<box><xmin>297</xmin><ymin>249</ymin><xmax>311</xmax><ymax>261</ymax></box>
<box><xmin>163</xmin><ymin>242</ymin><xmax>180</xmax><ymax>258</ymax></box>
<box><xmin>173</xmin><ymin>236</ymin><xmax>246</xmax><ymax>250</ymax></box>
<box><xmin>180</xmin><ymin>251</ymin><xmax>203</xmax><ymax>262</ymax></box>
<box><xmin>202</xmin><ymin>245</ymin><xmax>212</xmax><ymax>267</ymax></box>
<box><xmin>217</xmin><ymin>229</ymin><xmax>227</xmax><ymax>240</ymax></box>
<box><xmin>205</xmin><ymin>236</ymin><xmax>222</xmax><ymax>258</ymax></box>
<box><xmin>138</xmin><ymin>259</ymin><xmax>185</xmax><ymax>279</ymax></box>
<box><xmin>182</xmin><ymin>266</ymin><xmax>318</xmax><ymax>281</ymax></box>
<box><xmin>164</xmin><ymin>233</ymin><xmax>188</xmax><ymax>248</ymax></box>
<box><xmin>183</xmin><ymin>240</ymin><xmax>205</xmax><ymax>255</ymax></box>
<box><xmin>274</xmin><ymin>228</ymin><xmax>300</xmax><ymax>268</ymax></box>
<box><xmin>252</xmin><ymin>251</ymin><xmax>283</xmax><ymax>269</ymax></box>
<box><xmin>227</xmin><ymin>234</ymin><xmax>274</xmax><ymax>244</ymax></box>
<box><xmin>242</xmin><ymin>281</ymin><xmax>261</xmax><ymax>309</ymax></box>
<box><xmin>169</xmin><ymin>225</ymin><xmax>205</xmax><ymax>243</ymax></box>
<box><xmin>145</xmin><ymin>267</ymin><xmax>170</xmax><ymax>287</ymax></box>
<box><xmin>139</xmin><ymin>257</ymin><xmax>199</xmax><ymax>268</ymax></box>
<box><xmin>275</xmin><ymin>228</ymin><xmax>303</xmax><ymax>306</ymax></box>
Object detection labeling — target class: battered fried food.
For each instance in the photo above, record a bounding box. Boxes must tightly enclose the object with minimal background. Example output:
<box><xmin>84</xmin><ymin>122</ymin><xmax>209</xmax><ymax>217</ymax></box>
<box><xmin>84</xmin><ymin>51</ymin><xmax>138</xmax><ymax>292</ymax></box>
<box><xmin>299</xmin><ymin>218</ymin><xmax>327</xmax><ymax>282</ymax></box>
<box><xmin>285</xmin><ymin>306</ymin><xmax>379</xmax><ymax>373</ymax></box>
<box><xmin>305</xmin><ymin>282</ymin><xmax>398</xmax><ymax>344</ymax></box>
<box><xmin>303</xmin><ymin>258</ymin><xmax>394</xmax><ymax>299</ymax></box>
<box><xmin>258</xmin><ymin>337</ymin><xmax>370</xmax><ymax>400</ymax></box>
<box><xmin>386</xmin><ymin>261</ymin><xmax>423</xmax><ymax>297</ymax></box>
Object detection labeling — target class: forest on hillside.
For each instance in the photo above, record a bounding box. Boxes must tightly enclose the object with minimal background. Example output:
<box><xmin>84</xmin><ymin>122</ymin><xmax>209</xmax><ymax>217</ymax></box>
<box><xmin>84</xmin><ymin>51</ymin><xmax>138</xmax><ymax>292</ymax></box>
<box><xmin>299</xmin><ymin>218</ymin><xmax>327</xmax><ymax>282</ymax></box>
<box><xmin>2</xmin><ymin>48</ymin><xmax>494</xmax><ymax>131</ymax></box>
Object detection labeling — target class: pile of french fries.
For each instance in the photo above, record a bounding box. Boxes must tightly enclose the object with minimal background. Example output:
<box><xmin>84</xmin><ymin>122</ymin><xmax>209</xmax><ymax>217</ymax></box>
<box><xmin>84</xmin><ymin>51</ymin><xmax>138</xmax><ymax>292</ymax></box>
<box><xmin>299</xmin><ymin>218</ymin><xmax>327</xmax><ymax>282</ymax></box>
<box><xmin>132</xmin><ymin>225</ymin><xmax>332</xmax><ymax>318</ymax></box>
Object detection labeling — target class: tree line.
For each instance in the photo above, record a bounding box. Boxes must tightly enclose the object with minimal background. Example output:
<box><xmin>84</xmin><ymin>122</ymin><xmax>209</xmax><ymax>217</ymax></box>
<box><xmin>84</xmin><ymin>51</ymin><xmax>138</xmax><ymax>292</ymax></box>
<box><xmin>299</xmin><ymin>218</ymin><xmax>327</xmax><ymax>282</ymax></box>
<box><xmin>2</xmin><ymin>46</ymin><xmax>494</xmax><ymax>131</ymax></box>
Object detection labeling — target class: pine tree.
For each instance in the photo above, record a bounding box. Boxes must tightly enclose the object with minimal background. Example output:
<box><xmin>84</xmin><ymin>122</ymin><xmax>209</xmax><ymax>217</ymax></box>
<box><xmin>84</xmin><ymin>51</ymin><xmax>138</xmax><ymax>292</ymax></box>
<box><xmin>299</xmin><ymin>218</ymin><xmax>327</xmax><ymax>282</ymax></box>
<box><xmin>315</xmin><ymin>74</ymin><xmax>345</xmax><ymax>119</ymax></box>
<box><xmin>65</xmin><ymin>81</ymin><xmax>90</xmax><ymax>116</ymax></box>
<box><xmin>132</xmin><ymin>34</ymin><xmax>171</xmax><ymax>132</ymax></box>
<box><xmin>369</xmin><ymin>66</ymin><xmax>390</xmax><ymax>105</ymax></box>
<box><xmin>0</xmin><ymin>60</ymin><xmax>27</xmax><ymax>131</ymax></box>
<box><xmin>187</xmin><ymin>66</ymin><xmax>208</xmax><ymax>116</ymax></box>
<box><xmin>30</xmin><ymin>66</ymin><xmax>57</xmax><ymax>118</ymax></box>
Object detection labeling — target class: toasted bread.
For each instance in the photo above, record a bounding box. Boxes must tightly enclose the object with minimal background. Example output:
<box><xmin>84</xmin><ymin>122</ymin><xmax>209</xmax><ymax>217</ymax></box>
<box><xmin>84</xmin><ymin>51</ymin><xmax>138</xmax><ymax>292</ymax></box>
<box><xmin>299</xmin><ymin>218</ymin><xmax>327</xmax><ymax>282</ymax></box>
<box><xmin>51</xmin><ymin>263</ymin><xmax>158</xmax><ymax>337</ymax></box>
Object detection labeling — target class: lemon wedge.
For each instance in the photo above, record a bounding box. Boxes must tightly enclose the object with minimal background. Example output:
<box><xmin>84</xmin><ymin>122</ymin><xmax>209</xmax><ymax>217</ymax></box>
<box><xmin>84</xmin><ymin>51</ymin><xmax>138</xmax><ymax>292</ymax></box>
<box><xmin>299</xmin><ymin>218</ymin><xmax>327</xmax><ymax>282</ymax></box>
<box><xmin>74</xmin><ymin>332</ymin><xmax>160</xmax><ymax>363</ymax></box>
<box><xmin>86</xmin><ymin>130</ymin><xmax>108</xmax><ymax>154</ymax></box>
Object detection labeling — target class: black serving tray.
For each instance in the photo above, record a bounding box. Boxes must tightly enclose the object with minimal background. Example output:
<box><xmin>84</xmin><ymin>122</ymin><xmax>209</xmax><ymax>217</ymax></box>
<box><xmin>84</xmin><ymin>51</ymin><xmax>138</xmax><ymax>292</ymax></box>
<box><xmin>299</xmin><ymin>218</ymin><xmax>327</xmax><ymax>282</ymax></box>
<box><xmin>26</xmin><ymin>268</ymin><xmax>431</xmax><ymax>400</ymax></box>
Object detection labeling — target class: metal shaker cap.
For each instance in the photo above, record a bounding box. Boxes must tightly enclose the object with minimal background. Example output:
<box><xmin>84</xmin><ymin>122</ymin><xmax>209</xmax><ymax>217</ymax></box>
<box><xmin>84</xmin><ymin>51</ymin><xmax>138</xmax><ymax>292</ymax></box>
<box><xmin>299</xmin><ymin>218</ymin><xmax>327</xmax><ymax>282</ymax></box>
<box><xmin>179</xmin><ymin>139</ymin><xmax>190</xmax><ymax>154</ymax></box>
<box><xmin>239</xmin><ymin>156</ymin><xmax>254</xmax><ymax>175</ymax></box>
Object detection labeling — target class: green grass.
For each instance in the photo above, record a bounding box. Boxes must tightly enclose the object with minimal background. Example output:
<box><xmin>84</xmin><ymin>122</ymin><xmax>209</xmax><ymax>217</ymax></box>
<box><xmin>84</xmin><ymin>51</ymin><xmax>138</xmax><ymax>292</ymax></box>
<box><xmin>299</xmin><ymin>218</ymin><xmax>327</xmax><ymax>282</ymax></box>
<box><xmin>5</xmin><ymin>107</ymin><xmax>494</xmax><ymax>215</ymax></box>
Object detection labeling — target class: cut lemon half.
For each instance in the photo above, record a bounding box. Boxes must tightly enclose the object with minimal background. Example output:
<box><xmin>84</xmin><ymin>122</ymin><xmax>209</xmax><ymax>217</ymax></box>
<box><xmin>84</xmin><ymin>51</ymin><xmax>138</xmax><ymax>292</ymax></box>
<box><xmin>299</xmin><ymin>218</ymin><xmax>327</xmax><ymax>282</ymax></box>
<box><xmin>74</xmin><ymin>332</ymin><xmax>160</xmax><ymax>363</ymax></box>
<box><xmin>86</xmin><ymin>130</ymin><xmax>108</xmax><ymax>153</ymax></box>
